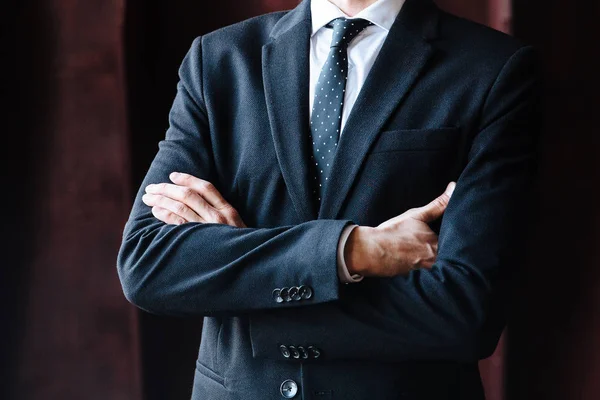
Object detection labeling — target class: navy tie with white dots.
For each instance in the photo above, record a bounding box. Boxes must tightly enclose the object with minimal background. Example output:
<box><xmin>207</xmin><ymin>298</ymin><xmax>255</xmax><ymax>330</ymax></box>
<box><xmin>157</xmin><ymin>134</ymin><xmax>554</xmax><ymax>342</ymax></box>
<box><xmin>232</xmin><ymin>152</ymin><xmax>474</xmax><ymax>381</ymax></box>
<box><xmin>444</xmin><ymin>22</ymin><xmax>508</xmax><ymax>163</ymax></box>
<box><xmin>310</xmin><ymin>18</ymin><xmax>373</xmax><ymax>203</ymax></box>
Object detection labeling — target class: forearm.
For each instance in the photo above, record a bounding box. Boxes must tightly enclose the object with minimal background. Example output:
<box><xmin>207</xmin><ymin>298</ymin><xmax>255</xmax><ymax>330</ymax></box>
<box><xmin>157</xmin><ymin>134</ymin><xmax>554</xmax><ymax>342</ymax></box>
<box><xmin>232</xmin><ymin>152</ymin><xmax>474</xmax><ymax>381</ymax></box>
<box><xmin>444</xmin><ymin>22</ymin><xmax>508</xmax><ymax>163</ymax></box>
<box><xmin>114</xmin><ymin>35</ymin><xmax>359</xmax><ymax>317</ymax></box>
<box><xmin>117</xmin><ymin>213</ymin><xmax>353</xmax><ymax>316</ymax></box>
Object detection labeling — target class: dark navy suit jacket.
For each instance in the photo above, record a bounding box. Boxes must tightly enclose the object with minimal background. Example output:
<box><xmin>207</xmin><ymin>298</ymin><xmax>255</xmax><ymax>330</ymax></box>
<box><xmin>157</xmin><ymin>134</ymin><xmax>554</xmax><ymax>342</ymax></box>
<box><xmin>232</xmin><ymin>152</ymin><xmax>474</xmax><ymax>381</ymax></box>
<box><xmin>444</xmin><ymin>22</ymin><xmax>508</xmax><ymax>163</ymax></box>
<box><xmin>117</xmin><ymin>0</ymin><xmax>540</xmax><ymax>398</ymax></box>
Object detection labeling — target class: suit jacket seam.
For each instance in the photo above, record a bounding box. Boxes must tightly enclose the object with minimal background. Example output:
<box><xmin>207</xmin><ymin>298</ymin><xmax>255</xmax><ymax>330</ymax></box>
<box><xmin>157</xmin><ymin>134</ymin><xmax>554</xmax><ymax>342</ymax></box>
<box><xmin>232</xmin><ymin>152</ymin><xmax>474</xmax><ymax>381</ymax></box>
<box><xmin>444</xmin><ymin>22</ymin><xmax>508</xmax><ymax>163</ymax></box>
<box><xmin>476</xmin><ymin>44</ymin><xmax>534</xmax><ymax>131</ymax></box>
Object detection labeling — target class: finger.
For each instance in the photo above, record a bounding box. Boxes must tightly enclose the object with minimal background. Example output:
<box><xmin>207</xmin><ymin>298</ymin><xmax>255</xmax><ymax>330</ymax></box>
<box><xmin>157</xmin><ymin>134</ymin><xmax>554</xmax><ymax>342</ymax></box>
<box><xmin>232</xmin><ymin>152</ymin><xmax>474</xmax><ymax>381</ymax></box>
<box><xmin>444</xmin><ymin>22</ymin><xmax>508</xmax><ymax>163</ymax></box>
<box><xmin>168</xmin><ymin>173</ymin><xmax>248</xmax><ymax>227</ymax></box>
<box><xmin>418</xmin><ymin>236</ymin><xmax>438</xmax><ymax>268</ymax></box>
<box><xmin>411</xmin><ymin>182</ymin><xmax>456</xmax><ymax>223</ymax></box>
<box><xmin>145</xmin><ymin>183</ymin><xmax>222</xmax><ymax>224</ymax></box>
<box><xmin>431</xmin><ymin>241</ymin><xmax>438</xmax><ymax>255</ymax></box>
<box><xmin>169</xmin><ymin>172</ymin><xmax>230</xmax><ymax>210</ymax></box>
<box><xmin>151</xmin><ymin>206</ymin><xmax>189</xmax><ymax>225</ymax></box>
<box><xmin>152</xmin><ymin>206</ymin><xmax>185</xmax><ymax>225</ymax></box>
<box><xmin>220</xmin><ymin>205</ymin><xmax>248</xmax><ymax>228</ymax></box>
<box><xmin>142</xmin><ymin>193</ymin><xmax>202</xmax><ymax>223</ymax></box>
<box><xmin>427</xmin><ymin>231</ymin><xmax>439</xmax><ymax>250</ymax></box>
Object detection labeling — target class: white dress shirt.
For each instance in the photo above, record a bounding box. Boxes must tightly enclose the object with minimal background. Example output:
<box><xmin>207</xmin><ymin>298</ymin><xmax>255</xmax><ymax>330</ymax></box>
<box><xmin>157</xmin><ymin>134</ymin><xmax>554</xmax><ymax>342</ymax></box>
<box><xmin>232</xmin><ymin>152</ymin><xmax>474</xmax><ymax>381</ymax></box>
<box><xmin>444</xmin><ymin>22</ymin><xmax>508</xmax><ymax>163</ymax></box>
<box><xmin>309</xmin><ymin>0</ymin><xmax>407</xmax><ymax>283</ymax></box>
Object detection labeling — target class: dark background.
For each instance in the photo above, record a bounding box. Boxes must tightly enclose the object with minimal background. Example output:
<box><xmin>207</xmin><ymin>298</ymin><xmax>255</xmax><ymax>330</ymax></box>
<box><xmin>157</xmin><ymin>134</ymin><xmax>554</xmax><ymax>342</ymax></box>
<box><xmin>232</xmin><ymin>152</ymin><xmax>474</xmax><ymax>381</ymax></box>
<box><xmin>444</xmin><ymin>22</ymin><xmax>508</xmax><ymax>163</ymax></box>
<box><xmin>1</xmin><ymin>1</ymin><xmax>598</xmax><ymax>399</ymax></box>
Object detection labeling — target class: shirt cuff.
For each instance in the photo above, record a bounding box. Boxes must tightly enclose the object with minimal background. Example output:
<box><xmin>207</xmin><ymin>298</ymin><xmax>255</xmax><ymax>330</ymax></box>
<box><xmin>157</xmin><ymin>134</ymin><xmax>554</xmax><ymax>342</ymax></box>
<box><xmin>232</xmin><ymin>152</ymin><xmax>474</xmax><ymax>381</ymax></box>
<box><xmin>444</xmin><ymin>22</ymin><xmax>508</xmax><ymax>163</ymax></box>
<box><xmin>337</xmin><ymin>224</ymin><xmax>364</xmax><ymax>283</ymax></box>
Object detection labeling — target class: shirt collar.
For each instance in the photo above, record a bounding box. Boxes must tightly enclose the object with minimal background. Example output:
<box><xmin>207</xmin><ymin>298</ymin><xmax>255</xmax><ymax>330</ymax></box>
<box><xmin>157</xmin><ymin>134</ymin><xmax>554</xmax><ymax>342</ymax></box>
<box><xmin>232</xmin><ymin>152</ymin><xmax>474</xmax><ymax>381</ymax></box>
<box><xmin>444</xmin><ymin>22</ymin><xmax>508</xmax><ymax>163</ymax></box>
<box><xmin>310</xmin><ymin>0</ymin><xmax>407</xmax><ymax>37</ymax></box>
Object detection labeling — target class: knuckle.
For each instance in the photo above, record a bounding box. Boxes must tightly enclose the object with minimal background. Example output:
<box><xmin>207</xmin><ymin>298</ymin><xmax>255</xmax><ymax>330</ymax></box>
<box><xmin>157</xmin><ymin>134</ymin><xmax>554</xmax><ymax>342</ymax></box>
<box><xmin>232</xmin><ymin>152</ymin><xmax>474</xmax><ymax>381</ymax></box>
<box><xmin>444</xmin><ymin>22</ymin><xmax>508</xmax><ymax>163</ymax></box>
<box><xmin>437</xmin><ymin>194</ymin><xmax>450</xmax><ymax>207</ymax></box>
<box><xmin>430</xmin><ymin>198</ymin><xmax>444</xmax><ymax>210</ymax></box>
<box><xmin>222</xmin><ymin>205</ymin><xmax>239</xmax><ymax>219</ymax></box>
<box><xmin>174</xmin><ymin>202</ymin><xmax>187</xmax><ymax>214</ymax></box>
<box><xmin>200</xmin><ymin>180</ymin><xmax>215</xmax><ymax>192</ymax></box>
<box><xmin>213</xmin><ymin>213</ymin><xmax>228</xmax><ymax>225</ymax></box>
<box><xmin>153</xmin><ymin>195</ymin><xmax>166</xmax><ymax>206</ymax></box>
<box><xmin>180</xmin><ymin>187</ymin><xmax>195</xmax><ymax>199</ymax></box>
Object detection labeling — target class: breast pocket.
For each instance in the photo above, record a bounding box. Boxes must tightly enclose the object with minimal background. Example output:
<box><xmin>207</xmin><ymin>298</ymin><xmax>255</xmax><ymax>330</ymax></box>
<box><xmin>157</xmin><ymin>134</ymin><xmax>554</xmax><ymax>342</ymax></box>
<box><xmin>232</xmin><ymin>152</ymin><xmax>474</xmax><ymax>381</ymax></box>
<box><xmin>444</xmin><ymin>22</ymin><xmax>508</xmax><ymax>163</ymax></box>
<box><xmin>347</xmin><ymin>127</ymin><xmax>464</xmax><ymax>226</ymax></box>
<box><xmin>368</xmin><ymin>127</ymin><xmax>460</xmax><ymax>154</ymax></box>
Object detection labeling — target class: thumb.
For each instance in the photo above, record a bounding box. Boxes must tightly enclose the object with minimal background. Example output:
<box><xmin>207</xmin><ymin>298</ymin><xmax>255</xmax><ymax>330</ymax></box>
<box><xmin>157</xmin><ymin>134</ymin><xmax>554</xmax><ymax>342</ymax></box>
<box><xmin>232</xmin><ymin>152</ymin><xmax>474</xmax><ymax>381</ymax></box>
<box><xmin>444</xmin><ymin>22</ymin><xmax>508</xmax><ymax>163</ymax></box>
<box><xmin>411</xmin><ymin>182</ymin><xmax>456</xmax><ymax>223</ymax></box>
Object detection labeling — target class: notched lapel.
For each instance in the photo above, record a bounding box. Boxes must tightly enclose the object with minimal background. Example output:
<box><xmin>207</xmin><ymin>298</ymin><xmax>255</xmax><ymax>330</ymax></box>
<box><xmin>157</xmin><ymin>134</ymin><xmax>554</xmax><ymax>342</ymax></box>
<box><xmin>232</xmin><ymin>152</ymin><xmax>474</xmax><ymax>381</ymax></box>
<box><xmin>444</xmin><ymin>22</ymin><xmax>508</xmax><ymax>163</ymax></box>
<box><xmin>318</xmin><ymin>0</ymin><xmax>441</xmax><ymax>220</ymax></box>
<box><xmin>262</xmin><ymin>1</ymin><xmax>317</xmax><ymax>221</ymax></box>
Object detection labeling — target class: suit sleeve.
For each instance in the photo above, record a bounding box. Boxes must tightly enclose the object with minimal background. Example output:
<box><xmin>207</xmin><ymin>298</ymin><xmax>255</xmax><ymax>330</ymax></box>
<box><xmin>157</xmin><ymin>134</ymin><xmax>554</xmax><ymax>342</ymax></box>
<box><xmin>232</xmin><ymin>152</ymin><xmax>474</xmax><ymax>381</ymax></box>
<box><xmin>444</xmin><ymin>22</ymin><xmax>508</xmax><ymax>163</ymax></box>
<box><xmin>248</xmin><ymin>45</ymin><xmax>542</xmax><ymax>362</ymax></box>
<box><xmin>116</xmin><ymin>37</ymin><xmax>353</xmax><ymax>316</ymax></box>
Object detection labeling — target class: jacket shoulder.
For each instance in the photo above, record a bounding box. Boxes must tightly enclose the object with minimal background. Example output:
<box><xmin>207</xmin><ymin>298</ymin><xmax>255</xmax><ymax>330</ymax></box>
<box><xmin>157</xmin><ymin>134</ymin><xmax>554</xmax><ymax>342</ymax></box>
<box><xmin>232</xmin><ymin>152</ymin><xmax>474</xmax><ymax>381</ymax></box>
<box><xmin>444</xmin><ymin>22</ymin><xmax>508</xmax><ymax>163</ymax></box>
<box><xmin>201</xmin><ymin>10</ymin><xmax>289</xmax><ymax>51</ymax></box>
<box><xmin>437</xmin><ymin>10</ymin><xmax>530</xmax><ymax>63</ymax></box>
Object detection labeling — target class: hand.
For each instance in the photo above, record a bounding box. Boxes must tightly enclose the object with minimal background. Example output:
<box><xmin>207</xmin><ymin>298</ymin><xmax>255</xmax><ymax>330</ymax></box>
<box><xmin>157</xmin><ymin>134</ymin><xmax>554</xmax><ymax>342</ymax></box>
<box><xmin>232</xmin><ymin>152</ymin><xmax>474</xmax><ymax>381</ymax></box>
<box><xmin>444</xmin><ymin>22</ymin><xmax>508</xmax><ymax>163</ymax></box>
<box><xmin>345</xmin><ymin>182</ymin><xmax>456</xmax><ymax>277</ymax></box>
<box><xmin>141</xmin><ymin>172</ymin><xmax>247</xmax><ymax>227</ymax></box>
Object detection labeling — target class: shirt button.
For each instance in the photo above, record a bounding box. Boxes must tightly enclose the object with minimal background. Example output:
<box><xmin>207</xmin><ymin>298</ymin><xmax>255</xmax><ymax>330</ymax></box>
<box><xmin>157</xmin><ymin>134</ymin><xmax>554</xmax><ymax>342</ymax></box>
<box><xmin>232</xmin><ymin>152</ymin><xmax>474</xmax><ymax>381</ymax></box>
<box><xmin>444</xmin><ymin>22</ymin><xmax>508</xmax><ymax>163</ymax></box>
<box><xmin>280</xmin><ymin>379</ymin><xmax>298</xmax><ymax>398</ymax></box>
<box><xmin>299</xmin><ymin>285</ymin><xmax>313</xmax><ymax>300</ymax></box>
<box><xmin>272</xmin><ymin>289</ymin><xmax>284</xmax><ymax>303</ymax></box>
<box><xmin>279</xmin><ymin>345</ymin><xmax>291</xmax><ymax>359</ymax></box>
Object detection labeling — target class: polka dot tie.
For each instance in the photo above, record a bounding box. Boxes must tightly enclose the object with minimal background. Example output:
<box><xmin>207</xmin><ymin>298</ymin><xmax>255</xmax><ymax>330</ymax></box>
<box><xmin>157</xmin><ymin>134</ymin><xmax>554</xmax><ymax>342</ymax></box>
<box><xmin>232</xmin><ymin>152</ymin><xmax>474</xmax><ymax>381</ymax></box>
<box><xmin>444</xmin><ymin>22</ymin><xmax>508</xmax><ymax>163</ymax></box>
<box><xmin>309</xmin><ymin>18</ymin><xmax>373</xmax><ymax>203</ymax></box>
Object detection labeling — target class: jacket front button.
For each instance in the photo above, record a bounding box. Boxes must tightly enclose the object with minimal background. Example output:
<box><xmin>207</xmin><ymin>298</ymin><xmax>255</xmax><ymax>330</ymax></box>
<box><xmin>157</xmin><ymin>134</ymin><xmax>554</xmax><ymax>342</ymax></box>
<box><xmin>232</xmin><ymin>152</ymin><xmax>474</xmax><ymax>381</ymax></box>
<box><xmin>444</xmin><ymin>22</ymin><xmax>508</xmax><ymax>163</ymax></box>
<box><xmin>280</xmin><ymin>379</ymin><xmax>298</xmax><ymax>398</ymax></box>
<box><xmin>279</xmin><ymin>345</ymin><xmax>291</xmax><ymax>358</ymax></box>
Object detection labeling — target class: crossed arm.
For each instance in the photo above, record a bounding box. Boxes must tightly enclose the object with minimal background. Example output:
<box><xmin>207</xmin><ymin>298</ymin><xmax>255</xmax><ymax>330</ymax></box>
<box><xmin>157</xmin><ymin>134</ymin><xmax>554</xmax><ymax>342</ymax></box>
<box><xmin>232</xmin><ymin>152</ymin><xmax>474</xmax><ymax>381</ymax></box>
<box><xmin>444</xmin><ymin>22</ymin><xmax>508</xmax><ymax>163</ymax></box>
<box><xmin>117</xmin><ymin>38</ymin><xmax>540</xmax><ymax>362</ymax></box>
<box><xmin>142</xmin><ymin>173</ymin><xmax>456</xmax><ymax>278</ymax></box>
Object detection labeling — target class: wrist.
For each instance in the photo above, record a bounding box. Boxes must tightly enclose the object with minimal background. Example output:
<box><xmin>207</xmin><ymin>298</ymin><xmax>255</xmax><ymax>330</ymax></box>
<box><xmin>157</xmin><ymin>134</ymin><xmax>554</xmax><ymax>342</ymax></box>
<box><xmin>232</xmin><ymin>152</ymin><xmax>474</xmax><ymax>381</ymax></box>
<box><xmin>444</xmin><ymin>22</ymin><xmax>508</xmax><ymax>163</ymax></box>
<box><xmin>344</xmin><ymin>226</ymin><xmax>377</xmax><ymax>276</ymax></box>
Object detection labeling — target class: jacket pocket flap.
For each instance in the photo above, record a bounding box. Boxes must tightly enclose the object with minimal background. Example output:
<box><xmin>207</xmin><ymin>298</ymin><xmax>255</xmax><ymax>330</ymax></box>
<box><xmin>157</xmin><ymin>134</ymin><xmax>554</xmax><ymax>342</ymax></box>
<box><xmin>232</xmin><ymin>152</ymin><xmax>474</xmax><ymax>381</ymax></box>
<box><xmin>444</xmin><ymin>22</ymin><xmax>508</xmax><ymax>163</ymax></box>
<box><xmin>369</xmin><ymin>127</ymin><xmax>460</xmax><ymax>153</ymax></box>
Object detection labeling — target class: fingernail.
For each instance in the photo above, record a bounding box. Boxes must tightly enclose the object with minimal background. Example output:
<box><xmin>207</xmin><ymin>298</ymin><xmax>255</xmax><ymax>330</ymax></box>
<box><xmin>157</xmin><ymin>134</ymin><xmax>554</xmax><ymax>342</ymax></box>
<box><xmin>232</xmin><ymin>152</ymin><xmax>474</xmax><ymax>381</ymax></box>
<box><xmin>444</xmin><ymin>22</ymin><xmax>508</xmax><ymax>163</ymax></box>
<box><xmin>170</xmin><ymin>172</ymin><xmax>180</xmax><ymax>180</ymax></box>
<box><xmin>446</xmin><ymin>182</ymin><xmax>456</xmax><ymax>197</ymax></box>
<box><xmin>145</xmin><ymin>184</ymin><xmax>156</xmax><ymax>193</ymax></box>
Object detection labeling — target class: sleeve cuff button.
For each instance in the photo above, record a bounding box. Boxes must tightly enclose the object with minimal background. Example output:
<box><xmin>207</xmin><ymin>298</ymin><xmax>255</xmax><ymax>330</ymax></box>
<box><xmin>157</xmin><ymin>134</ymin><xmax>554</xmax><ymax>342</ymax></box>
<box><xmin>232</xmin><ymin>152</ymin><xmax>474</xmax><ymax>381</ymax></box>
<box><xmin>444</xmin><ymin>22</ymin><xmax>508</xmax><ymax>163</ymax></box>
<box><xmin>298</xmin><ymin>285</ymin><xmax>313</xmax><ymax>300</ymax></box>
<box><xmin>273</xmin><ymin>288</ymin><xmax>284</xmax><ymax>303</ymax></box>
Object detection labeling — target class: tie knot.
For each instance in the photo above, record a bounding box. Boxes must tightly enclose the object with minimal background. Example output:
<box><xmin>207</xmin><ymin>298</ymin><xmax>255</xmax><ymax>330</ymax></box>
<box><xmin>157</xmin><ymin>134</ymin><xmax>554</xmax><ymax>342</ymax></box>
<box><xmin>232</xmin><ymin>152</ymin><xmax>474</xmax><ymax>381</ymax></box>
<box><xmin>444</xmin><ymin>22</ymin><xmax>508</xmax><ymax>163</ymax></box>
<box><xmin>327</xmin><ymin>18</ymin><xmax>373</xmax><ymax>48</ymax></box>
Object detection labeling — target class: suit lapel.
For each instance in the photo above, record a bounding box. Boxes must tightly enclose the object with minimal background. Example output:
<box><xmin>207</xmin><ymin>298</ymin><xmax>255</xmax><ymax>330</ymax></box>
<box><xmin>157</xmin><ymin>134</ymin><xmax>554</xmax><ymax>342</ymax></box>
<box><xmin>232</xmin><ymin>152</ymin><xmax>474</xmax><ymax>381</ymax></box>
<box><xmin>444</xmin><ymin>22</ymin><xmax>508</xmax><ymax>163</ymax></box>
<box><xmin>262</xmin><ymin>0</ymin><xmax>317</xmax><ymax>221</ymax></box>
<box><xmin>318</xmin><ymin>0</ymin><xmax>441</xmax><ymax>220</ymax></box>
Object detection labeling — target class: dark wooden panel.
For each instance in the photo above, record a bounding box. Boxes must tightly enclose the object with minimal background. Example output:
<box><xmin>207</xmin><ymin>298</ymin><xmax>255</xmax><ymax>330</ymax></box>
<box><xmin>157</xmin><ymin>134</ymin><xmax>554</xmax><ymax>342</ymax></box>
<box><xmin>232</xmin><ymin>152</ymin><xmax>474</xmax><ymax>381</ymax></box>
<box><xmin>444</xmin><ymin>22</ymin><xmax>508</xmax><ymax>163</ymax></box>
<box><xmin>508</xmin><ymin>1</ymin><xmax>600</xmax><ymax>399</ymax></box>
<box><xmin>2</xmin><ymin>1</ymin><xmax>140</xmax><ymax>399</ymax></box>
<box><xmin>436</xmin><ymin>0</ymin><xmax>489</xmax><ymax>25</ymax></box>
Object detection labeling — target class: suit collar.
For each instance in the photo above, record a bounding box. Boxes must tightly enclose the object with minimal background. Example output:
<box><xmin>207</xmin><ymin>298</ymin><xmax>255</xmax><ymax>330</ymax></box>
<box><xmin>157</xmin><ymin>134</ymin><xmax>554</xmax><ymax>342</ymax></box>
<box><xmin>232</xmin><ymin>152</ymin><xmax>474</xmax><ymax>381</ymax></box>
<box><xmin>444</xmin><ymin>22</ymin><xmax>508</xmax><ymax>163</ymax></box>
<box><xmin>263</xmin><ymin>1</ymin><xmax>317</xmax><ymax>221</ymax></box>
<box><xmin>318</xmin><ymin>0</ymin><xmax>441</xmax><ymax>219</ymax></box>
<box><xmin>264</xmin><ymin>0</ymin><xmax>441</xmax><ymax>221</ymax></box>
<box><xmin>311</xmin><ymin>0</ymin><xmax>408</xmax><ymax>35</ymax></box>
<box><xmin>269</xmin><ymin>0</ymin><xmax>439</xmax><ymax>40</ymax></box>
<box><xmin>396</xmin><ymin>0</ymin><xmax>440</xmax><ymax>41</ymax></box>
<box><xmin>269</xmin><ymin>0</ymin><xmax>311</xmax><ymax>40</ymax></box>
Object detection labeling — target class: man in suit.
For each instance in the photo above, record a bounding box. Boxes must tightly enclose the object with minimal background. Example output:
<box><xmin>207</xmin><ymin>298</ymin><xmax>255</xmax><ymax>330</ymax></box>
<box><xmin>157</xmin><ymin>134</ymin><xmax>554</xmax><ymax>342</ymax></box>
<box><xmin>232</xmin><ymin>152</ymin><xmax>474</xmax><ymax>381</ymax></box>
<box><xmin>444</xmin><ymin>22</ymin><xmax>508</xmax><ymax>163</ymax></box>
<box><xmin>117</xmin><ymin>0</ymin><xmax>540</xmax><ymax>398</ymax></box>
